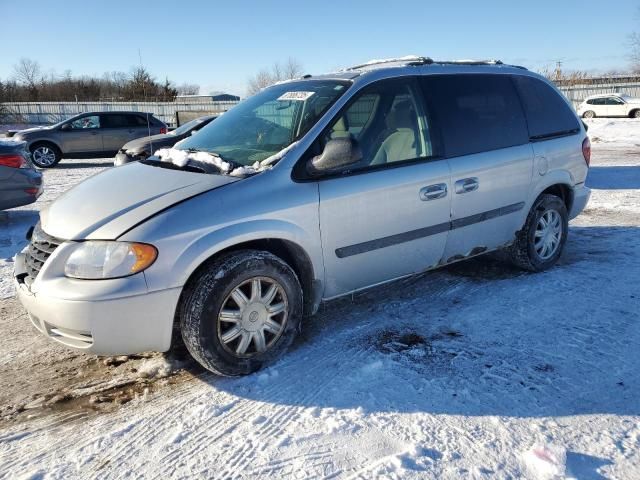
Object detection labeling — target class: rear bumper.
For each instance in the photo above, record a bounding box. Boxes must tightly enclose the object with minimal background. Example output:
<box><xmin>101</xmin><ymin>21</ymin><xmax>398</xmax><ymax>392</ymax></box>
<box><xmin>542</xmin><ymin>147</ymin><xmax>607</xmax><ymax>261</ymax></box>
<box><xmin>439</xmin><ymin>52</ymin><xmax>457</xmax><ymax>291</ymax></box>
<box><xmin>0</xmin><ymin>168</ymin><xmax>43</xmax><ymax>210</ymax></box>
<box><xmin>14</xmin><ymin>252</ymin><xmax>181</xmax><ymax>355</ymax></box>
<box><xmin>570</xmin><ymin>183</ymin><xmax>591</xmax><ymax>220</ymax></box>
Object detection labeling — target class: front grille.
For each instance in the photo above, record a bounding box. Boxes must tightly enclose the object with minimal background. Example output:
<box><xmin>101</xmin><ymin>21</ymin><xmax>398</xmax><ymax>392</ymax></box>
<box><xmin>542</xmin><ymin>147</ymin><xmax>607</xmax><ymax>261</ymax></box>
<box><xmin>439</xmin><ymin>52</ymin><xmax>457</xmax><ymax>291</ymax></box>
<box><xmin>24</xmin><ymin>224</ymin><xmax>62</xmax><ymax>286</ymax></box>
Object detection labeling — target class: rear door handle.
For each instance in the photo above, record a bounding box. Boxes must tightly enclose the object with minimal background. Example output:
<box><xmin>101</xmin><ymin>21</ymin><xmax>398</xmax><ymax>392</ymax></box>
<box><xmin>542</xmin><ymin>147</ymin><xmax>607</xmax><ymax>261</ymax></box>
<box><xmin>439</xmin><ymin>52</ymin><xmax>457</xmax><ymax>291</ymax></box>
<box><xmin>455</xmin><ymin>177</ymin><xmax>479</xmax><ymax>194</ymax></box>
<box><xmin>419</xmin><ymin>183</ymin><xmax>448</xmax><ymax>201</ymax></box>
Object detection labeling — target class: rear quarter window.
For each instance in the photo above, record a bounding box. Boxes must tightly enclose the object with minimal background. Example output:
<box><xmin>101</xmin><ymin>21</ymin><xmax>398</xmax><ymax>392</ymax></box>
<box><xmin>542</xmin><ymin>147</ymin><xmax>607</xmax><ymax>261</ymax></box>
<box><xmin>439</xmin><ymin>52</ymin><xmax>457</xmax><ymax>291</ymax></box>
<box><xmin>512</xmin><ymin>76</ymin><xmax>580</xmax><ymax>139</ymax></box>
<box><xmin>421</xmin><ymin>74</ymin><xmax>529</xmax><ymax>158</ymax></box>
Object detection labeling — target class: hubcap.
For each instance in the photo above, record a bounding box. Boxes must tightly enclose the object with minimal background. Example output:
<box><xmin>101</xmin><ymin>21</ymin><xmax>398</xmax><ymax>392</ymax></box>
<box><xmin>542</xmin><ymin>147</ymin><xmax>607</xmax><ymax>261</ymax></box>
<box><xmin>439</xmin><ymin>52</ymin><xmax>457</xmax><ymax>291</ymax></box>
<box><xmin>534</xmin><ymin>209</ymin><xmax>562</xmax><ymax>260</ymax></box>
<box><xmin>217</xmin><ymin>277</ymin><xmax>288</xmax><ymax>358</ymax></box>
<box><xmin>32</xmin><ymin>146</ymin><xmax>56</xmax><ymax>166</ymax></box>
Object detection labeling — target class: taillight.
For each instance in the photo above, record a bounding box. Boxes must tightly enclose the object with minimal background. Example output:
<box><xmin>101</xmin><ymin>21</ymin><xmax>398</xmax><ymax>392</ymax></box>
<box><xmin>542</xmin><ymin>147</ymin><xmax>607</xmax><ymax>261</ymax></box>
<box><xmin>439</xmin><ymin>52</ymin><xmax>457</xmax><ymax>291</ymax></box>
<box><xmin>159</xmin><ymin>127</ymin><xmax>167</xmax><ymax>134</ymax></box>
<box><xmin>582</xmin><ymin>137</ymin><xmax>591</xmax><ymax>166</ymax></box>
<box><xmin>0</xmin><ymin>154</ymin><xmax>27</xmax><ymax>169</ymax></box>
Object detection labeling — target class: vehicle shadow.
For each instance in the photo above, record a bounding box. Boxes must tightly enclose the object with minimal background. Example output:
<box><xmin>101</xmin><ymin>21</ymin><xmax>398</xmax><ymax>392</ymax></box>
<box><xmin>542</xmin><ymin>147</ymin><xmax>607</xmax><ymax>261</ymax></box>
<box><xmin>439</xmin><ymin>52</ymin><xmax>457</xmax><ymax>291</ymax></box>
<box><xmin>184</xmin><ymin>225</ymin><xmax>640</xmax><ymax>418</ymax></box>
<box><xmin>586</xmin><ymin>166</ymin><xmax>640</xmax><ymax>189</ymax></box>
<box><xmin>56</xmin><ymin>159</ymin><xmax>114</xmax><ymax>169</ymax></box>
<box><xmin>0</xmin><ymin>210</ymin><xmax>38</xmax><ymax>260</ymax></box>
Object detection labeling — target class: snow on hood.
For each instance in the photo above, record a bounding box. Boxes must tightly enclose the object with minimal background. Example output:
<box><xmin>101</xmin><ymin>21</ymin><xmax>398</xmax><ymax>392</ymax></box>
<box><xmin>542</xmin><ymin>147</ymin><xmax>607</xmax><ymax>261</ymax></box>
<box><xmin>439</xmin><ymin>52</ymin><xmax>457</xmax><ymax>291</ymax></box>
<box><xmin>153</xmin><ymin>142</ymin><xmax>299</xmax><ymax>177</ymax></box>
<box><xmin>154</xmin><ymin>148</ymin><xmax>231</xmax><ymax>173</ymax></box>
<box><xmin>228</xmin><ymin>142</ymin><xmax>299</xmax><ymax>177</ymax></box>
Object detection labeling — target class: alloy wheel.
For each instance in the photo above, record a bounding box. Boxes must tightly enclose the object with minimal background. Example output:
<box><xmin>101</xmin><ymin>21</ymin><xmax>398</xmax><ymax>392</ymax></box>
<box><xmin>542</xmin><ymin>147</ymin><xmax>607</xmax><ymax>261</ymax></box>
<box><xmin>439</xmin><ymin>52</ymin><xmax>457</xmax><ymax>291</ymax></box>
<box><xmin>32</xmin><ymin>146</ymin><xmax>57</xmax><ymax>166</ymax></box>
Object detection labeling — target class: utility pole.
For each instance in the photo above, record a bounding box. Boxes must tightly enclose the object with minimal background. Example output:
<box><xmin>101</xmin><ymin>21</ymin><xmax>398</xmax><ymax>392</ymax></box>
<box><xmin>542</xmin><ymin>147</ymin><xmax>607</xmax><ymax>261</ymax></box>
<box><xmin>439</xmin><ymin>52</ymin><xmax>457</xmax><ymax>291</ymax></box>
<box><xmin>555</xmin><ymin>61</ymin><xmax>563</xmax><ymax>81</ymax></box>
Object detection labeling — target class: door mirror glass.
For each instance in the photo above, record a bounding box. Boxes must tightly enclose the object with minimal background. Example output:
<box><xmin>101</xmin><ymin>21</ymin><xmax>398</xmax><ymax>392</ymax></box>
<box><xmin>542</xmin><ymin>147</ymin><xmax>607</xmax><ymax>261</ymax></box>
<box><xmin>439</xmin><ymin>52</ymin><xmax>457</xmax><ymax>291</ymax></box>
<box><xmin>307</xmin><ymin>137</ymin><xmax>362</xmax><ymax>175</ymax></box>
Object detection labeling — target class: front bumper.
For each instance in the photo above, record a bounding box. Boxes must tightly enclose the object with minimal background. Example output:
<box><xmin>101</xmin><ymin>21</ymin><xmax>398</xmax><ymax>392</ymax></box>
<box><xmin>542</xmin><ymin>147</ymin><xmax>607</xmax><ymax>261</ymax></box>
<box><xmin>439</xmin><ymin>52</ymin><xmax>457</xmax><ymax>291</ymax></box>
<box><xmin>570</xmin><ymin>183</ymin><xmax>591</xmax><ymax>220</ymax></box>
<box><xmin>114</xmin><ymin>151</ymin><xmax>144</xmax><ymax>166</ymax></box>
<box><xmin>14</xmin><ymin>252</ymin><xmax>181</xmax><ymax>355</ymax></box>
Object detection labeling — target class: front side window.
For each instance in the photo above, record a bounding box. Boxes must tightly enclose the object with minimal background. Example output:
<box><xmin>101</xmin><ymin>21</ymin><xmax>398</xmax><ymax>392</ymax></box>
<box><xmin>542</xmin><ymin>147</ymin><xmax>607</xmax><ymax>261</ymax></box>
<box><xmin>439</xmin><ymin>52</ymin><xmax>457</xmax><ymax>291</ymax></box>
<box><xmin>422</xmin><ymin>74</ymin><xmax>529</xmax><ymax>157</ymax></box>
<box><xmin>312</xmin><ymin>79</ymin><xmax>433</xmax><ymax>173</ymax></box>
<box><xmin>70</xmin><ymin>115</ymin><xmax>100</xmax><ymax>129</ymax></box>
<box><xmin>178</xmin><ymin>80</ymin><xmax>350</xmax><ymax>166</ymax></box>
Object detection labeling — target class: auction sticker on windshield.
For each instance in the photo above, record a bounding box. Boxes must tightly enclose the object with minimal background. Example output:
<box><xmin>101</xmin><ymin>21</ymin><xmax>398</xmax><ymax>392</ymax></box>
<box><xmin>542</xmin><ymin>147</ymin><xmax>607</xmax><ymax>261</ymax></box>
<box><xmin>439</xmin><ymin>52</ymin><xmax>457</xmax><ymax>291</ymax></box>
<box><xmin>278</xmin><ymin>91</ymin><xmax>315</xmax><ymax>101</ymax></box>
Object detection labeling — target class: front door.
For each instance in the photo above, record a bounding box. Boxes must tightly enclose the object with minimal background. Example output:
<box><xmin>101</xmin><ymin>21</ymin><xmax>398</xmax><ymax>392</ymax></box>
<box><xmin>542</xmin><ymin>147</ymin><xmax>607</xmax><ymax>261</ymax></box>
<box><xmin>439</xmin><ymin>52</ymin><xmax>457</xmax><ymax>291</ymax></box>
<box><xmin>314</xmin><ymin>78</ymin><xmax>452</xmax><ymax>298</ymax></box>
<box><xmin>59</xmin><ymin>114</ymin><xmax>103</xmax><ymax>153</ymax></box>
<box><xmin>421</xmin><ymin>74</ymin><xmax>533</xmax><ymax>261</ymax></box>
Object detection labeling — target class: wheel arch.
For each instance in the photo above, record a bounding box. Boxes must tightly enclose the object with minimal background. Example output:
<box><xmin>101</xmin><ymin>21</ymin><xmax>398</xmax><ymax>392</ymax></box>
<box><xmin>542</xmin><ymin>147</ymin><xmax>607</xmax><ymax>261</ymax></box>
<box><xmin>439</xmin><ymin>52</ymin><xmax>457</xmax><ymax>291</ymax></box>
<box><xmin>172</xmin><ymin>222</ymin><xmax>323</xmax><ymax>322</ymax></box>
<box><xmin>28</xmin><ymin>138</ymin><xmax>63</xmax><ymax>153</ymax></box>
<box><xmin>629</xmin><ymin>108</ymin><xmax>640</xmax><ymax>118</ymax></box>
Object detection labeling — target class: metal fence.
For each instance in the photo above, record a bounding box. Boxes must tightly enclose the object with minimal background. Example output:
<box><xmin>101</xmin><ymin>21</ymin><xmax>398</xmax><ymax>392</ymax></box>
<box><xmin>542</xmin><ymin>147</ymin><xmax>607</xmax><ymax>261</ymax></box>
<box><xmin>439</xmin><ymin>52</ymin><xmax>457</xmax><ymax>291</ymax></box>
<box><xmin>0</xmin><ymin>101</ymin><xmax>240</xmax><ymax>127</ymax></box>
<box><xmin>558</xmin><ymin>82</ymin><xmax>640</xmax><ymax>108</ymax></box>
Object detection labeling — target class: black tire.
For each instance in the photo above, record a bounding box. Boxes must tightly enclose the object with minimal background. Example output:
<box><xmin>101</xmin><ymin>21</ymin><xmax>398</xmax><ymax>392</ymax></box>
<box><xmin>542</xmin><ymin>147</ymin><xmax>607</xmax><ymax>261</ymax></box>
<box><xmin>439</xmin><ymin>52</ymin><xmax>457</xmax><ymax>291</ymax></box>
<box><xmin>30</xmin><ymin>142</ymin><xmax>62</xmax><ymax>168</ymax></box>
<box><xmin>582</xmin><ymin>111</ymin><xmax>595</xmax><ymax>119</ymax></box>
<box><xmin>508</xmin><ymin>194</ymin><xmax>568</xmax><ymax>272</ymax></box>
<box><xmin>179</xmin><ymin>250</ymin><xmax>303</xmax><ymax>376</ymax></box>
<box><xmin>632</xmin><ymin>110</ymin><xmax>640</xmax><ymax>119</ymax></box>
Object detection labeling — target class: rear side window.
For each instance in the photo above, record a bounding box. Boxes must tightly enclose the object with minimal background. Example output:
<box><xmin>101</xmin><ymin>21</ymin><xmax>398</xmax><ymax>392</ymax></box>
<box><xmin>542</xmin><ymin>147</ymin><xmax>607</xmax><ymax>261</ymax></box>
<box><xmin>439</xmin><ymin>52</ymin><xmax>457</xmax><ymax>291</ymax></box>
<box><xmin>421</xmin><ymin>74</ymin><xmax>528</xmax><ymax>158</ymax></box>
<box><xmin>512</xmin><ymin>76</ymin><xmax>580</xmax><ymax>140</ymax></box>
<box><xmin>102</xmin><ymin>114</ymin><xmax>131</xmax><ymax>128</ymax></box>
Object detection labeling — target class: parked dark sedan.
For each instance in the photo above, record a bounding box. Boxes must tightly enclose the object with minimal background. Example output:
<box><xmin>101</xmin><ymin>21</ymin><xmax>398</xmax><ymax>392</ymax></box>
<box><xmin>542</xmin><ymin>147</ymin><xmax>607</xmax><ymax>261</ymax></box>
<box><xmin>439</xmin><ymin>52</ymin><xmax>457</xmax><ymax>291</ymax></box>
<box><xmin>114</xmin><ymin>115</ymin><xmax>216</xmax><ymax>166</ymax></box>
<box><xmin>12</xmin><ymin>112</ymin><xmax>167</xmax><ymax>168</ymax></box>
<box><xmin>0</xmin><ymin>140</ymin><xmax>43</xmax><ymax>210</ymax></box>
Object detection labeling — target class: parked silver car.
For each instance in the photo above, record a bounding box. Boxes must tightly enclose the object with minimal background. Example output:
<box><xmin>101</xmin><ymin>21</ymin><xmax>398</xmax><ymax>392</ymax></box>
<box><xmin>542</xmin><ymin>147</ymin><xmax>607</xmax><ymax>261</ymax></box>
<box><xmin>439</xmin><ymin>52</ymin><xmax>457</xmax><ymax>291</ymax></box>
<box><xmin>14</xmin><ymin>57</ymin><xmax>591</xmax><ymax>376</ymax></box>
<box><xmin>12</xmin><ymin>112</ymin><xmax>167</xmax><ymax>168</ymax></box>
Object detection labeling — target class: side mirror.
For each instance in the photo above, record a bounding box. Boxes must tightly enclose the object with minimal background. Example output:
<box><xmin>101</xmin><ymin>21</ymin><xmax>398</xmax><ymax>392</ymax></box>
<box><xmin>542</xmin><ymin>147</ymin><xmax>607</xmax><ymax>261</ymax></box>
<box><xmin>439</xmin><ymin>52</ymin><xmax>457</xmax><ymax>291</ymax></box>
<box><xmin>60</xmin><ymin>124</ymin><xmax>71</xmax><ymax>131</ymax></box>
<box><xmin>307</xmin><ymin>137</ymin><xmax>362</xmax><ymax>175</ymax></box>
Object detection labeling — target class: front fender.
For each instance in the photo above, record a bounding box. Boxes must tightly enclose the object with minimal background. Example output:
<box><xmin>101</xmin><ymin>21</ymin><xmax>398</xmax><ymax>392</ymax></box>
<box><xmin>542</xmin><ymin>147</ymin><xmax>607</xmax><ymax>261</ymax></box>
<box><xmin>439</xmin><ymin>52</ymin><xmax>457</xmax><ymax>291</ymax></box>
<box><xmin>171</xmin><ymin>219</ymin><xmax>320</xmax><ymax>287</ymax></box>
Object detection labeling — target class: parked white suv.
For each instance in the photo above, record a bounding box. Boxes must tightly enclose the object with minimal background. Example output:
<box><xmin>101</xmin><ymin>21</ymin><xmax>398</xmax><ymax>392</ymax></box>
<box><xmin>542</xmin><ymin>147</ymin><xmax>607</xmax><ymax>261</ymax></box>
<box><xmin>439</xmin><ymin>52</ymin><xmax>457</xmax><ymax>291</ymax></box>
<box><xmin>577</xmin><ymin>93</ymin><xmax>640</xmax><ymax>118</ymax></box>
<box><xmin>15</xmin><ymin>57</ymin><xmax>591</xmax><ymax>376</ymax></box>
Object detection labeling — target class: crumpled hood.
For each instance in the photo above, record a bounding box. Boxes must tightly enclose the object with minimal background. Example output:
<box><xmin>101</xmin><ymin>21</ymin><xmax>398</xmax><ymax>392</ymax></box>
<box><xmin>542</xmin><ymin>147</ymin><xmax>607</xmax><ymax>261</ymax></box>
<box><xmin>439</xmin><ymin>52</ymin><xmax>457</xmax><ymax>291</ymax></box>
<box><xmin>41</xmin><ymin>162</ymin><xmax>239</xmax><ymax>240</ymax></box>
<box><xmin>123</xmin><ymin>133</ymin><xmax>180</xmax><ymax>154</ymax></box>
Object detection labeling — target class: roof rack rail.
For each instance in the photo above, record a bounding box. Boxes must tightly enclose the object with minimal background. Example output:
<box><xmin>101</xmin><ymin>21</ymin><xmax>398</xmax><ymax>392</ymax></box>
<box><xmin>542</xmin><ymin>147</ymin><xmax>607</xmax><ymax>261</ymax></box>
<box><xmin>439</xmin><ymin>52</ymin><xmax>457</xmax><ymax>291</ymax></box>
<box><xmin>346</xmin><ymin>56</ymin><xmax>433</xmax><ymax>71</ymax></box>
<box><xmin>433</xmin><ymin>59</ymin><xmax>503</xmax><ymax>65</ymax></box>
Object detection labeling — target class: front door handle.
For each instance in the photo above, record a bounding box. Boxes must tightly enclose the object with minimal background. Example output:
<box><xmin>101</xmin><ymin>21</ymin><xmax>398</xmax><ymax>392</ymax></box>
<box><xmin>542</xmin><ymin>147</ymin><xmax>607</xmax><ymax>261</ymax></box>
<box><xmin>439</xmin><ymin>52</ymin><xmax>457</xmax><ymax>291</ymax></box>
<box><xmin>420</xmin><ymin>183</ymin><xmax>448</xmax><ymax>201</ymax></box>
<box><xmin>455</xmin><ymin>177</ymin><xmax>479</xmax><ymax>194</ymax></box>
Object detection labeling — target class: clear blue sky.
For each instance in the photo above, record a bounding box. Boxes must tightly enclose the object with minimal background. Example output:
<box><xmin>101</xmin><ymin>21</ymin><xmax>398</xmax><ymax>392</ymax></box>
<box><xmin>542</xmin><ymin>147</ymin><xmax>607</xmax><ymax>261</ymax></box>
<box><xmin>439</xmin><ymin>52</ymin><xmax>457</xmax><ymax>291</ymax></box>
<box><xmin>3</xmin><ymin>0</ymin><xmax>639</xmax><ymax>96</ymax></box>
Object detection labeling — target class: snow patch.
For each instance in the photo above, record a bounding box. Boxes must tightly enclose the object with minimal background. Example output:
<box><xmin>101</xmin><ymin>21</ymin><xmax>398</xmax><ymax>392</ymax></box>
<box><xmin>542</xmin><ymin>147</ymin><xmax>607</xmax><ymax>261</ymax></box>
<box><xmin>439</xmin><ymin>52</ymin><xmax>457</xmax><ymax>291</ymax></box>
<box><xmin>137</xmin><ymin>357</ymin><xmax>173</xmax><ymax>379</ymax></box>
<box><xmin>523</xmin><ymin>443</ymin><xmax>567</xmax><ymax>479</ymax></box>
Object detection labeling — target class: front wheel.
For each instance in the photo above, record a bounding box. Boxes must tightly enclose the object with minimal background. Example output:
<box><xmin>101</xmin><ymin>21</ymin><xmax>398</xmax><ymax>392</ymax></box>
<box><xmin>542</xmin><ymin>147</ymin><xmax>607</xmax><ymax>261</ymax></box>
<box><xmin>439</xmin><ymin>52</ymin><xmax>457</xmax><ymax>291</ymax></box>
<box><xmin>30</xmin><ymin>142</ymin><xmax>61</xmax><ymax>168</ymax></box>
<box><xmin>632</xmin><ymin>110</ymin><xmax>640</xmax><ymax>119</ymax></box>
<box><xmin>508</xmin><ymin>194</ymin><xmax>568</xmax><ymax>272</ymax></box>
<box><xmin>582</xmin><ymin>110</ymin><xmax>596</xmax><ymax>119</ymax></box>
<box><xmin>180</xmin><ymin>250</ymin><xmax>303</xmax><ymax>376</ymax></box>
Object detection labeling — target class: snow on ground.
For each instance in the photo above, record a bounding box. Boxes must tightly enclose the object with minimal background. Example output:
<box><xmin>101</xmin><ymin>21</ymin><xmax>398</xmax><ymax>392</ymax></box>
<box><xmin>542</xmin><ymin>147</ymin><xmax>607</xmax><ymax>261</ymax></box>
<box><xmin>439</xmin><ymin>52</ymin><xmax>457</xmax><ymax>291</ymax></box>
<box><xmin>586</xmin><ymin>118</ymin><xmax>640</xmax><ymax>147</ymax></box>
<box><xmin>0</xmin><ymin>120</ymin><xmax>639</xmax><ymax>479</ymax></box>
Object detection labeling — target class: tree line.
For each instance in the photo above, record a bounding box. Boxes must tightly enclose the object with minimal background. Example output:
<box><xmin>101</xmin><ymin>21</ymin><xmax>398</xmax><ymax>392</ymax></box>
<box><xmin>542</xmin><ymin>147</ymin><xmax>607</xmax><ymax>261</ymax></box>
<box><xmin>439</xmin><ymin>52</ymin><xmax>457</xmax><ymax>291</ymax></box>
<box><xmin>0</xmin><ymin>58</ymin><xmax>200</xmax><ymax>103</ymax></box>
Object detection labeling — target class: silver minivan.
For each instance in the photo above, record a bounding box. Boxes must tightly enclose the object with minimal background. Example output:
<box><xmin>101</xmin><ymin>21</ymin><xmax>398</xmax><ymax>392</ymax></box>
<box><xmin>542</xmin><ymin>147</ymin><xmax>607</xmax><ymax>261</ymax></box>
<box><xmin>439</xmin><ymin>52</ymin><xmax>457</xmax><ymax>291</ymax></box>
<box><xmin>14</xmin><ymin>58</ymin><xmax>591</xmax><ymax>376</ymax></box>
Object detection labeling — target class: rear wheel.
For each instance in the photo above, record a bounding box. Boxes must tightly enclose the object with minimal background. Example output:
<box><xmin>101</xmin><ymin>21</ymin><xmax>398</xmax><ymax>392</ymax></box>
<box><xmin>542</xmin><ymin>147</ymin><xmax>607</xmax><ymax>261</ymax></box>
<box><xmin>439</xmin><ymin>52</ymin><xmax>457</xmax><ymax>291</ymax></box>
<box><xmin>179</xmin><ymin>250</ymin><xmax>303</xmax><ymax>376</ymax></box>
<box><xmin>508</xmin><ymin>194</ymin><xmax>568</xmax><ymax>272</ymax></box>
<box><xmin>582</xmin><ymin>110</ymin><xmax>595</xmax><ymax>119</ymax></box>
<box><xmin>632</xmin><ymin>110</ymin><xmax>640</xmax><ymax>119</ymax></box>
<box><xmin>30</xmin><ymin>142</ymin><xmax>61</xmax><ymax>168</ymax></box>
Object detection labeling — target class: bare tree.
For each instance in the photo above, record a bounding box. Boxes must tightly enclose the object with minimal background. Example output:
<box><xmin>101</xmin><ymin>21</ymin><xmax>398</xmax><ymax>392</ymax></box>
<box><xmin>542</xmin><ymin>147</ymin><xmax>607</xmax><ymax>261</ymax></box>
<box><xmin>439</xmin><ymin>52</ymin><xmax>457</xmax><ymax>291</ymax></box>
<box><xmin>13</xmin><ymin>58</ymin><xmax>42</xmax><ymax>100</ymax></box>
<box><xmin>631</xmin><ymin>32</ymin><xmax>640</xmax><ymax>73</ymax></box>
<box><xmin>247</xmin><ymin>58</ymin><xmax>304</xmax><ymax>95</ymax></box>
<box><xmin>176</xmin><ymin>83</ymin><xmax>200</xmax><ymax>96</ymax></box>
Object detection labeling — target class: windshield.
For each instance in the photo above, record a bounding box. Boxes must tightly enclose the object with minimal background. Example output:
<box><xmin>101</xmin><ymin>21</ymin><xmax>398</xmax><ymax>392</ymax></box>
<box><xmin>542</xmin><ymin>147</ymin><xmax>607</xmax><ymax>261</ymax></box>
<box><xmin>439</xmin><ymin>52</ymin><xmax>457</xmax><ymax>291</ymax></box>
<box><xmin>170</xmin><ymin>117</ymin><xmax>207</xmax><ymax>136</ymax></box>
<box><xmin>177</xmin><ymin>80</ymin><xmax>350</xmax><ymax>166</ymax></box>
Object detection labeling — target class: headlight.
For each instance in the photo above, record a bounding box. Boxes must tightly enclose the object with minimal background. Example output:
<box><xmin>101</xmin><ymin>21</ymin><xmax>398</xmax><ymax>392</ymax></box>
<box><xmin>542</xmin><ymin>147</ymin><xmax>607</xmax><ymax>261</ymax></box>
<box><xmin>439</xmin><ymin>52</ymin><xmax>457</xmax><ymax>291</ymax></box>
<box><xmin>65</xmin><ymin>241</ymin><xmax>157</xmax><ymax>279</ymax></box>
